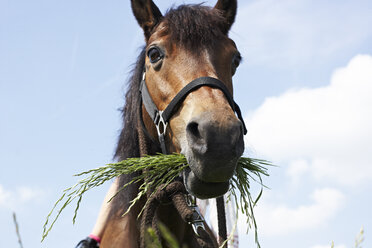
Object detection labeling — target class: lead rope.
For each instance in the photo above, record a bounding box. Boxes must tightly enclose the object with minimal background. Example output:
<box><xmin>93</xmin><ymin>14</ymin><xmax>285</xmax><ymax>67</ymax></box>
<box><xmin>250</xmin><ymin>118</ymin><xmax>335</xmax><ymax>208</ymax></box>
<box><xmin>140</xmin><ymin>181</ymin><xmax>218</xmax><ymax>248</ymax></box>
<box><xmin>216</xmin><ymin>197</ymin><xmax>228</xmax><ymax>248</ymax></box>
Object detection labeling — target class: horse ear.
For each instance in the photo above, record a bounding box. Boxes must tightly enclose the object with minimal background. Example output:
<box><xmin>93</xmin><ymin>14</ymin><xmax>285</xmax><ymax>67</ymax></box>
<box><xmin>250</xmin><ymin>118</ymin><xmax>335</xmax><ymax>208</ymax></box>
<box><xmin>131</xmin><ymin>0</ymin><xmax>163</xmax><ymax>39</ymax></box>
<box><xmin>214</xmin><ymin>0</ymin><xmax>237</xmax><ymax>33</ymax></box>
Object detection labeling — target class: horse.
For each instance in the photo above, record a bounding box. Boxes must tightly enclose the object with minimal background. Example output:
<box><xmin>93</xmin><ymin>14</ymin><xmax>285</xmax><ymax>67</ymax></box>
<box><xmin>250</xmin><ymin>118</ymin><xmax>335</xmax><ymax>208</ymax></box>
<box><xmin>100</xmin><ymin>0</ymin><xmax>245</xmax><ymax>247</ymax></box>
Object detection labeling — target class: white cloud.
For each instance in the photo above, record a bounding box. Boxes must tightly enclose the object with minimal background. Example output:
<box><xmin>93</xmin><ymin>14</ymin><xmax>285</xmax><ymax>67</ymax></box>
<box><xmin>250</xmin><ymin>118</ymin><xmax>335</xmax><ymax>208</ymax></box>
<box><xmin>245</xmin><ymin>54</ymin><xmax>372</xmax><ymax>185</ymax></box>
<box><xmin>0</xmin><ymin>184</ymin><xmax>46</xmax><ymax>209</ymax></box>
<box><xmin>240</xmin><ymin>188</ymin><xmax>345</xmax><ymax>236</ymax></box>
<box><xmin>0</xmin><ymin>185</ymin><xmax>12</xmax><ymax>207</ymax></box>
<box><xmin>287</xmin><ymin>159</ymin><xmax>310</xmax><ymax>185</ymax></box>
<box><xmin>17</xmin><ymin>186</ymin><xmax>45</xmax><ymax>202</ymax></box>
<box><xmin>232</xmin><ymin>0</ymin><xmax>372</xmax><ymax>67</ymax></box>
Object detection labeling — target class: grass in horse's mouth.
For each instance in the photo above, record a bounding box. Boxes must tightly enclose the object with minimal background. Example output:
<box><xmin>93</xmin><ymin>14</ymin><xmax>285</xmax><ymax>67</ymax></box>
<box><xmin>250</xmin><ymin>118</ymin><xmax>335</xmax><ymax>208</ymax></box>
<box><xmin>42</xmin><ymin>153</ymin><xmax>271</xmax><ymax>246</ymax></box>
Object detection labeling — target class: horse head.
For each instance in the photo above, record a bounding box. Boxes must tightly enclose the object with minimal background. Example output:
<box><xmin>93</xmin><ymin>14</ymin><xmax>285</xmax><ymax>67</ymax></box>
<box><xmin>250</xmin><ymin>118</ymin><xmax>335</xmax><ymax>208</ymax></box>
<box><xmin>131</xmin><ymin>0</ymin><xmax>245</xmax><ymax>199</ymax></box>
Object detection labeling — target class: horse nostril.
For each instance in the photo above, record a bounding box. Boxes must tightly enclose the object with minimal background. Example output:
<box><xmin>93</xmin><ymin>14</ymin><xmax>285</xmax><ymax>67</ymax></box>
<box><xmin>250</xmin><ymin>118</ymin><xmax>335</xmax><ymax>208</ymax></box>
<box><xmin>186</xmin><ymin>121</ymin><xmax>200</xmax><ymax>139</ymax></box>
<box><xmin>186</xmin><ymin>113</ymin><xmax>244</xmax><ymax>159</ymax></box>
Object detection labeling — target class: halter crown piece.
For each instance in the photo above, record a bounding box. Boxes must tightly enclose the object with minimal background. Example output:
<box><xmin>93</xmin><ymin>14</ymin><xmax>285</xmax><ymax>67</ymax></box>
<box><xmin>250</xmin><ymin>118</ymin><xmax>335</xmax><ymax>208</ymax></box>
<box><xmin>139</xmin><ymin>70</ymin><xmax>248</xmax><ymax>154</ymax></box>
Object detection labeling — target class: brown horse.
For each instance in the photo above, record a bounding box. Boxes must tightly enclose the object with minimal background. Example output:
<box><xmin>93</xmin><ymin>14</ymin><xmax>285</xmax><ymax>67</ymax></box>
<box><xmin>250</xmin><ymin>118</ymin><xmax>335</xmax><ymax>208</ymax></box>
<box><xmin>100</xmin><ymin>0</ymin><xmax>245</xmax><ymax>247</ymax></box>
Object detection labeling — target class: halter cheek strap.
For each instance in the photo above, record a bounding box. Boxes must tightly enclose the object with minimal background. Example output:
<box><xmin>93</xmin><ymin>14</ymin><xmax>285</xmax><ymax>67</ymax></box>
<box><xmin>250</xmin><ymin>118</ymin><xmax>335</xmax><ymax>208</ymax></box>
<box><xmin>139</xmin><ymin>72</ymin><xmax>248</xmax><ymax>154</ymax></box>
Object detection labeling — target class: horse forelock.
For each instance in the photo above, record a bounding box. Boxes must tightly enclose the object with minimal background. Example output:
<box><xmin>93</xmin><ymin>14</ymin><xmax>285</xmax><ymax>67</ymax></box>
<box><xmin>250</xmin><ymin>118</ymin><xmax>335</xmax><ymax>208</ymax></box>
<box><xmin>163</xmin><ymin>4</ymin><xmax>228</xmax><ymax>51</ymax></box>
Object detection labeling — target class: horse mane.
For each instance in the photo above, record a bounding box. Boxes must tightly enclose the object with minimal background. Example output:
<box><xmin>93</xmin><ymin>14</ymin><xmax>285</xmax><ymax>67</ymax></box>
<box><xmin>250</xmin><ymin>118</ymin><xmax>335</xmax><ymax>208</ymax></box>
<box><xmin>109</xmin><ymin>49</ymin><xmax>148</xmax><ymax>213</ymax></box>
<box><xmin>114</xmin><ymin>48</ymin><xmax>146</xmax><ymax>161</ymax></box>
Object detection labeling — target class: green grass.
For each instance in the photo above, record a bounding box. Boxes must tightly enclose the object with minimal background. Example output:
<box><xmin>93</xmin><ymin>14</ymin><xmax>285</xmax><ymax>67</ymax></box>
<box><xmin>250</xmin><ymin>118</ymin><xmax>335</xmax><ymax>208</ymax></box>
<box><xmin>42</xmin><ymin>153</ymin><xmax>271</xmax><ymax>247</ymax></box>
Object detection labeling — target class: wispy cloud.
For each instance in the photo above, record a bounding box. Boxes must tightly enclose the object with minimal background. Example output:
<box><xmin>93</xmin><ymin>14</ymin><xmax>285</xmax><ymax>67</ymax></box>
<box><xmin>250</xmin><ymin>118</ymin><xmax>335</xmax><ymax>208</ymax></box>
<box><xmin>0</xmin><ymin>184</ymin><xmax>46</xmax><ymax>210</ymax></box>
<box><xmin>0</xmin><ymin>185</ymin><xmax>12</xmax><ymax>207</ymax></box>
<box><xmin>244</xmin><ymin>54</ymin><xmax>372</xmax><ymax>185</ymax></box>
<box><xmin>240</xmin><ymin>188</ymin><xmax>345</xmax><ymax>236</ymax></box>
<box><xmin>232</xmin><ymin>0</ymin><xmax>372</xmax><ymax>67</ymax></box>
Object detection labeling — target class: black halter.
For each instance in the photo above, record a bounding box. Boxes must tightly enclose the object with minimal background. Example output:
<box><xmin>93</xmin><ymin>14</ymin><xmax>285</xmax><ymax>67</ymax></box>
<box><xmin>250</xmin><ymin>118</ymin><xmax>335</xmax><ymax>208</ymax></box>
<box><xmin>139</xmin><ymin>71</ymin><xmax>247</xmax><ymax>154</ymax></box>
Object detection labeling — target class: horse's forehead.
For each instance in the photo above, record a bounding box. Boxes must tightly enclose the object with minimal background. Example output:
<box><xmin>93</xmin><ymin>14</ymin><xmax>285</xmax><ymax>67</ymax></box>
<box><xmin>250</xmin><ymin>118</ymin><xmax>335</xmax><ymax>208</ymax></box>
<box><xmin>148</xmin><ymin>23</ymin><xmax>169</xmax><ymax>44</ymax></box>
<box><xmin>148</xmin><ymin>24</ymin><xmax>234</xmax><ymax>56</ymax></box>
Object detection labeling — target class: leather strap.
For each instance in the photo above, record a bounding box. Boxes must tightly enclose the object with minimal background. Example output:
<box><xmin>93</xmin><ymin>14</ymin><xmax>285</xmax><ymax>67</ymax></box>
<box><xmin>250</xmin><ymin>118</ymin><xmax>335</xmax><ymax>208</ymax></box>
<box><xmin>140</xmin><ymin>73</ymin><xmax>248</xmax><ymax>154</ymax></box>
<box><xmin>140</xmin><ymin>73</ymin><xmax>159</xmax><ymax>123</ymax></box>
<box><xmin>163</xmin><ymin>77</ymin><xmax>236</xmax><ymax>123</ymax></box>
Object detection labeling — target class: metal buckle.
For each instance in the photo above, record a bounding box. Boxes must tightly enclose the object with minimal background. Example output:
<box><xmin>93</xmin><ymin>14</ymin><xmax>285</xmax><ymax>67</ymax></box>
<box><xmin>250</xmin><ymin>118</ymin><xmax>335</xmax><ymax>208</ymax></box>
<box><xmin>155</xmin><ymin>110</ymin><xmax>168</xmax><ymax>137</ymax></box>
<box><xmin>185</xmin><ymin>194</ymin><xmax>206</xmax><ymax>236</ymax></box>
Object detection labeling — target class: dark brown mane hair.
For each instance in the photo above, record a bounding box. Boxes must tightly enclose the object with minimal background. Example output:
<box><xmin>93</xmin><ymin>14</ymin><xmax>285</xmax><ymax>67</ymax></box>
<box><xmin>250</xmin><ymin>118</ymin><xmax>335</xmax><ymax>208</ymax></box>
<box><xmin>114</xmin><ymin>48</ymin><xmax>146</xmax><ymax>162</ymax></box>
<box><xmin>164</xmin><ymin>5</ymin><xmax>227</xmax><ymax>51</ymax></box>
<box><xmin>109</xmin><ymin>49</ymin><xmax>147</xmax><ymax>213</ymax></box>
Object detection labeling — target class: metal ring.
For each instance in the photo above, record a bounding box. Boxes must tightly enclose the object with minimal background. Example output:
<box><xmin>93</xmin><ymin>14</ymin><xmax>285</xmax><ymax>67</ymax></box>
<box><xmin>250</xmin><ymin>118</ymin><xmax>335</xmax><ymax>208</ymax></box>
<box><xmin>155</xmin><ymin>111</ymin><xmax>168</xmax><ymax>136</ymax></box>
<box><xmin>185</xmin><ymin>194</ymin><xmax>206</xmax><ymax>236</ymax></box>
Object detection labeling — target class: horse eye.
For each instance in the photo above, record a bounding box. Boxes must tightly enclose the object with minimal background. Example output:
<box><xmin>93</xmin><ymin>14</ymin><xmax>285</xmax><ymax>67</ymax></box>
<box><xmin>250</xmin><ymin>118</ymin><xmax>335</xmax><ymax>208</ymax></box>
<box><xmin>231</xmin><ymin>53</ymin><xmax>242</xmax><ymax>75</ymax></box>
<box><xmin>147</xmin><ymin>47</ymin><xmax>163</xmax><ymax>64</ymax></box>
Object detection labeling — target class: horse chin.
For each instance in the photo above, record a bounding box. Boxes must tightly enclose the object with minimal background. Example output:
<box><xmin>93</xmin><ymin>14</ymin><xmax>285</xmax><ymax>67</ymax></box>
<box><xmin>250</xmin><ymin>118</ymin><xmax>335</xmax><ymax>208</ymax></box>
<box><xmin>183</xmin><ymin>167</ymin><xmax>230</xmax><ymax>199</ymax></box>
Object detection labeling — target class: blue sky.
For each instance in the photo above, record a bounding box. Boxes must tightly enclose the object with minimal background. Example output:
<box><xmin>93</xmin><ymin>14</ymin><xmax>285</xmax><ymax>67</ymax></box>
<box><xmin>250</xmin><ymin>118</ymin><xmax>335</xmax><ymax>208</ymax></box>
<box><xmin>1</xmin><ymin>0</ymin><xmax>371</xmax><ymax>247</ymax></box>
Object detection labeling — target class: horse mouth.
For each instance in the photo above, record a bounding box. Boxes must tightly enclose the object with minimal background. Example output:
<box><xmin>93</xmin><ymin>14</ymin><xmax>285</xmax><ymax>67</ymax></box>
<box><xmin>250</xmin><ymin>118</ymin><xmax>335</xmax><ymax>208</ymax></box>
<box><xmin>183</xmin><ymin>167</ymin><xmax>231</xmax><ymax>199</ymax></box>
<box><xmin>182</xmin><ymin>156</ymin><xmax>239</xmax><ymax>199</ymax></box>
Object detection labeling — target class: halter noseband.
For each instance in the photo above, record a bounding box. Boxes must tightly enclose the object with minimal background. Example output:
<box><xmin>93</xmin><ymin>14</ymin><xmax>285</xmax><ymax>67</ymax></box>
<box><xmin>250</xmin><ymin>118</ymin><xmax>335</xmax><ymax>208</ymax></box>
<box><xmin>139</xmin><ymin>71</ymin><xmax>247</xmax><ymax>154</ymax></box>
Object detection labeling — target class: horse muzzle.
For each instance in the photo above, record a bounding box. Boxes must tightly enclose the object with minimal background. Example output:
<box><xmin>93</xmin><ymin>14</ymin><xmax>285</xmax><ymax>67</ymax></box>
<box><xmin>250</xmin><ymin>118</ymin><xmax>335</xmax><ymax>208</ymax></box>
<box><xmin>183</xmin><ymin>111</ymin><xmax>244</xmax><ymax>199</ymax></box>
